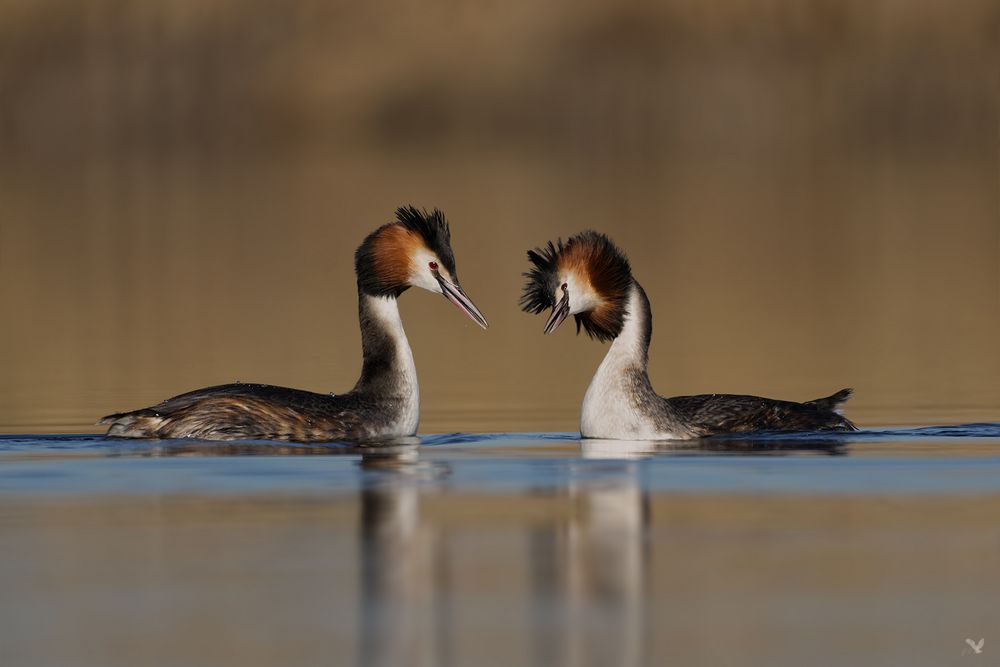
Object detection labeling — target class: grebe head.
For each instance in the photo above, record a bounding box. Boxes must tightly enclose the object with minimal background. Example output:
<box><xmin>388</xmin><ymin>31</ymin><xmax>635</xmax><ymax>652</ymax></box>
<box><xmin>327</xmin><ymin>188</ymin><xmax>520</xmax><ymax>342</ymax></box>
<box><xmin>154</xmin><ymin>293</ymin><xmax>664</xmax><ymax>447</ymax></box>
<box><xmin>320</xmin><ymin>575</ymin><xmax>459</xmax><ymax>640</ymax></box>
<box><xmin>355</xmin><ymin>206</ymin><xmax>489</xmax><ymax>329</ymax></box>
<box><xmin>520</xmin><ymin>231</ymin><xmax>631</xmax><ymax>342</ymax></box>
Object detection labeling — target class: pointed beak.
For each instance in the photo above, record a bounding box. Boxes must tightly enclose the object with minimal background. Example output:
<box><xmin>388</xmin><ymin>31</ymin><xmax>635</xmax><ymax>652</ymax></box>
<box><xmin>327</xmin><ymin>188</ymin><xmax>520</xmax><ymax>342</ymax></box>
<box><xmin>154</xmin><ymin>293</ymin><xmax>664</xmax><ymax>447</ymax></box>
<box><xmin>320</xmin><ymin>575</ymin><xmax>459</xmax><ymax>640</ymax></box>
<box><xmin>436</xmin><ymin>274</ymin><xmax>489</xmax><ymax>329</ymax></box>
<box><xmin>544</xmin><ymin>290</ymin><xmax>570</xmax><ymax>334</ymax></box>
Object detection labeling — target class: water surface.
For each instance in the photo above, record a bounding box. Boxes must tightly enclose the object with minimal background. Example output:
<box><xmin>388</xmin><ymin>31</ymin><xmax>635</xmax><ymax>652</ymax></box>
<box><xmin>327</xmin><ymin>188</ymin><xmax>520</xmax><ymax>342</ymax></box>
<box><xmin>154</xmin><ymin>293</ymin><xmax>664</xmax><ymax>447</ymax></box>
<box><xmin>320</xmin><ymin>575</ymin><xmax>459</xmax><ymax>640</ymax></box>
<box><xmin>2</xmin><ymin>427</ymin><xmax>1000</xmax><ymax>666</ymax></box>
<box><xmin>4</xmin><ymin>426</ymin><xmax>1000</xmax><ymax>496</ymax></box>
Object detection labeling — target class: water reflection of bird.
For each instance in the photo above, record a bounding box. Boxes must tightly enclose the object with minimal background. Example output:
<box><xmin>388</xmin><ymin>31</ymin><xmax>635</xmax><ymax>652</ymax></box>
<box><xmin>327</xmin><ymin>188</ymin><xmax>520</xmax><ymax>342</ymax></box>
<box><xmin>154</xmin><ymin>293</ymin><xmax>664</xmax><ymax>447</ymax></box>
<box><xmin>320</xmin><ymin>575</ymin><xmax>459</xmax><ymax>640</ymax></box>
<box><xmin>100</xmin><ymin>207</ymin><xmax>488</xmax><ymax>442</ymax></box>
<box><xmin>521</xmin><ymin>231</ymin><xmax>856</xmax><ymax>440</ymax></box>
<box><xmin>580</xmin><ymin>437</ymin><xmax>848</xmax><ymax>458</ymax></box>
<box><xmin>358</xmin><ymin>447</ymin><xmax>450</xmax><ymax>667</ymax></box>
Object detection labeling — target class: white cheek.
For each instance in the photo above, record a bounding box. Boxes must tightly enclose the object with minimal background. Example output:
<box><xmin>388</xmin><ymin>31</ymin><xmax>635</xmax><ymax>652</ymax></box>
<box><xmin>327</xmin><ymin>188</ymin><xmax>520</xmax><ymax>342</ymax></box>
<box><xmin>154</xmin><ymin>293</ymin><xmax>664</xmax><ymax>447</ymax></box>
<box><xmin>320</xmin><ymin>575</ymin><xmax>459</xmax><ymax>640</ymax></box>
<box><xmin>409</xmin><ymin>250</ymin><xmax>444</xmax><ymax>293</ymax></box>
<box><xmin>563</xmin><ymin>274</ymin><xmax>601</xmax><ymax>315</ymax></box>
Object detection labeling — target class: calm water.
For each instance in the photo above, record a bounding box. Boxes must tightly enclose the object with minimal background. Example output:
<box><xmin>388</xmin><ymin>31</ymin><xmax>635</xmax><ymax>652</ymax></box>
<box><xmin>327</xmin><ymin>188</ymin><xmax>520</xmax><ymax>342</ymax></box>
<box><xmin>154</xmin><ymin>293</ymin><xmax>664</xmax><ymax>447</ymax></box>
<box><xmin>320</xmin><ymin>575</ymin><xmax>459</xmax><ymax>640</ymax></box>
<box><xmin>5</xmin><ymin>427</ymin><xmax>1000</xmax><ymax>495</ymax></box>
<box><xmin>3</xmin><ymin>427</ymin><xmax>1000</xmax><ymax>666</ymax></box>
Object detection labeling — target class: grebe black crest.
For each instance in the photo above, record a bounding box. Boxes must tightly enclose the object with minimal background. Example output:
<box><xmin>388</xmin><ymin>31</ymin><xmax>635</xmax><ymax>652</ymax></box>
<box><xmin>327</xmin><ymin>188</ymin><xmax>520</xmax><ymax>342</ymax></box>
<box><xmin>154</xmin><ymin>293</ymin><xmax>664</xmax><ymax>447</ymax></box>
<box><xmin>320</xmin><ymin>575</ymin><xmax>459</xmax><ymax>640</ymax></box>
<box><xmin>521</xmin><ymin>231</ymin><xmax>856</xmax><ymax>440</ymax></box>
<box><xmin>100</xmin><ymin>206</ymin><xmax>488</xmax><ymax>442</ymax></box>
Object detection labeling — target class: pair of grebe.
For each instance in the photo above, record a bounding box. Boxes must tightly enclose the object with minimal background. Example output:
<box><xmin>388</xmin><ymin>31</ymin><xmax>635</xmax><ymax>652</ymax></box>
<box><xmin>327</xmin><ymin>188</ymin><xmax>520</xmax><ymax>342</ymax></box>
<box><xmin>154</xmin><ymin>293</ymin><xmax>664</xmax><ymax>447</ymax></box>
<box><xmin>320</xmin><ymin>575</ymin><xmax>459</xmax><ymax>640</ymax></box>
<box><xmin>101</xmin><ymin>207</ymin><xmax>855</xmax><ymax>442</ymax></box>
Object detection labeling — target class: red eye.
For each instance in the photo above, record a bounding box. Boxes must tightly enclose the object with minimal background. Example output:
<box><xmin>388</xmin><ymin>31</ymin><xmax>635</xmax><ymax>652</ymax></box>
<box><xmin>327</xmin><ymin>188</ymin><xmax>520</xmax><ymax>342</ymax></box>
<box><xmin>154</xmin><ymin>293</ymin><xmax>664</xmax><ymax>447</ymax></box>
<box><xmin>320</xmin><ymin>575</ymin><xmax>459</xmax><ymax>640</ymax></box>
<box><xmin>429</xmin><ymin>261</ymin><xmax>438</xmax><ymax>270</ymax></box>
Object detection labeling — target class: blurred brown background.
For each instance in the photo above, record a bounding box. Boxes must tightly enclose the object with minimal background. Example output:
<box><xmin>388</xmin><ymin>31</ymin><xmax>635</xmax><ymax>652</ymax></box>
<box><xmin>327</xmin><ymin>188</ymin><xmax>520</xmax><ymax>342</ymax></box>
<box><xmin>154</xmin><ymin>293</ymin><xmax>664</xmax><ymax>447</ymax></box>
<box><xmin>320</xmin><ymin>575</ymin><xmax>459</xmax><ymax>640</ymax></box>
<box><xmin>1</xmin><ymin>0</ymin><xmax>998</xmax><ymax>433</ymax></box>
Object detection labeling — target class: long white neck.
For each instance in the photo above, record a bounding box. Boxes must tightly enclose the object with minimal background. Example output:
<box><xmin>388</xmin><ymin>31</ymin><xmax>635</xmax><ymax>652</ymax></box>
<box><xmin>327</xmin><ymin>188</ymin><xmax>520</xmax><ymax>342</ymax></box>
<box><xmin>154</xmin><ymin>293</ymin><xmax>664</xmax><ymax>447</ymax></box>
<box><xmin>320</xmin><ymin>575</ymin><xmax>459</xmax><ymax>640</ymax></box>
<box><xmin>353</xmin><ymin>292</ymin><xmax>420</xmax><ymax>436</ymax></box>
<box><xmin>580</xmin><ymin>282</ymin><xmax>686</xmax><ymax>440</ymax></box>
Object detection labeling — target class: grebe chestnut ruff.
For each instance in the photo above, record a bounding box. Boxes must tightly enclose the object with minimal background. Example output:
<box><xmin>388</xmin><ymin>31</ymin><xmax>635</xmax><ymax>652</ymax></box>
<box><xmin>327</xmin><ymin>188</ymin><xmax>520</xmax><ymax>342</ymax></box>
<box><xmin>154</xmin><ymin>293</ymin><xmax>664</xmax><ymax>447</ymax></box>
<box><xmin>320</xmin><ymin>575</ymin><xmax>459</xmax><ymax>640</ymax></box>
<box><xmin>520</xmin><ymin>231</ymin><xmax>856</xmax><ymax>439</ymax></box>
<box><xmin>100</xmin><ymin>207</ymin><xmax>488</xmax><ymax>442</ymax></box>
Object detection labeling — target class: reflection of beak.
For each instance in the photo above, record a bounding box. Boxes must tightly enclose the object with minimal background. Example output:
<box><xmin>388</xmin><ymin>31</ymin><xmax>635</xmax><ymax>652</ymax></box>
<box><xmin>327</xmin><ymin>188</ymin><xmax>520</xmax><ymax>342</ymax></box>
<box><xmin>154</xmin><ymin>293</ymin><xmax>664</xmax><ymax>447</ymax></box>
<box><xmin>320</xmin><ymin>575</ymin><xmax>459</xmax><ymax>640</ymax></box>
<box><xmin>436</xmin><ymin>274</ymin><xmax>489</xmax><ymax>329</ymax></box>
<box><xmin>544</xmin><ymin>290</ymin><xmax>570</xmax><ymax>334</ymax></box>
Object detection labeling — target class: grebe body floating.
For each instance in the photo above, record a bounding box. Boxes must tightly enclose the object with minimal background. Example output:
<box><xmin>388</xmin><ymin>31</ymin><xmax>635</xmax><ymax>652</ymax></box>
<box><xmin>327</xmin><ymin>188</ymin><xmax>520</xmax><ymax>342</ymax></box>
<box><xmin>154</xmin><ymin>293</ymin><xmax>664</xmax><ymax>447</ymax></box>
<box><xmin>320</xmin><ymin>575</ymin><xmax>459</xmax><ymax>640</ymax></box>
<box><xmin>100</xmin><ymin>207</ymin><xmax>488</xmax><ymax>442</ymax></box>
<box><xmin>520</xmin><ymin>231</ymin><xmax>855</xmax><ymax>440</ymax></box>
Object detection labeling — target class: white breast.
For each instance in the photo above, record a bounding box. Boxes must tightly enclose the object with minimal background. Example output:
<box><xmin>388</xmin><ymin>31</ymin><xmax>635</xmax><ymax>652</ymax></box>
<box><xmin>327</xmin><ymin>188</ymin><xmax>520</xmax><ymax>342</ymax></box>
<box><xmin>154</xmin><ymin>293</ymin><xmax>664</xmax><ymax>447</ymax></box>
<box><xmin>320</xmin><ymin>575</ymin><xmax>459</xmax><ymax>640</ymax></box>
<box><xmin>579</xmin><ymin>285</ymin><xmax>688</xmax><ymax>441</ymax></box>
<box><xmin>365</xmin><ymin>295</ymin><xmax>421</xmax><ymax>438</ymax></box>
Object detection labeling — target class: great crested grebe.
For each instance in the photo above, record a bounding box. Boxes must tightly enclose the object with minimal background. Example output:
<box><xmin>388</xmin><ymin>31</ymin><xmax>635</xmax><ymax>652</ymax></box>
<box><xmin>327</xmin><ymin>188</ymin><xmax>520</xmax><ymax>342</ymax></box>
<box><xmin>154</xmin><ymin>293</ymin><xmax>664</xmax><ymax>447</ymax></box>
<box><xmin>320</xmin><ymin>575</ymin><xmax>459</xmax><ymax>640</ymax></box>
<box><xmin>520</xmin><ymin>231</ymin><xmax>856</xmax><ymax>440</ymax></box>
<box><xmin>100</xmin><ymin>206</ymin><xmax>488</xmax><ymax>442</ymax></box>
